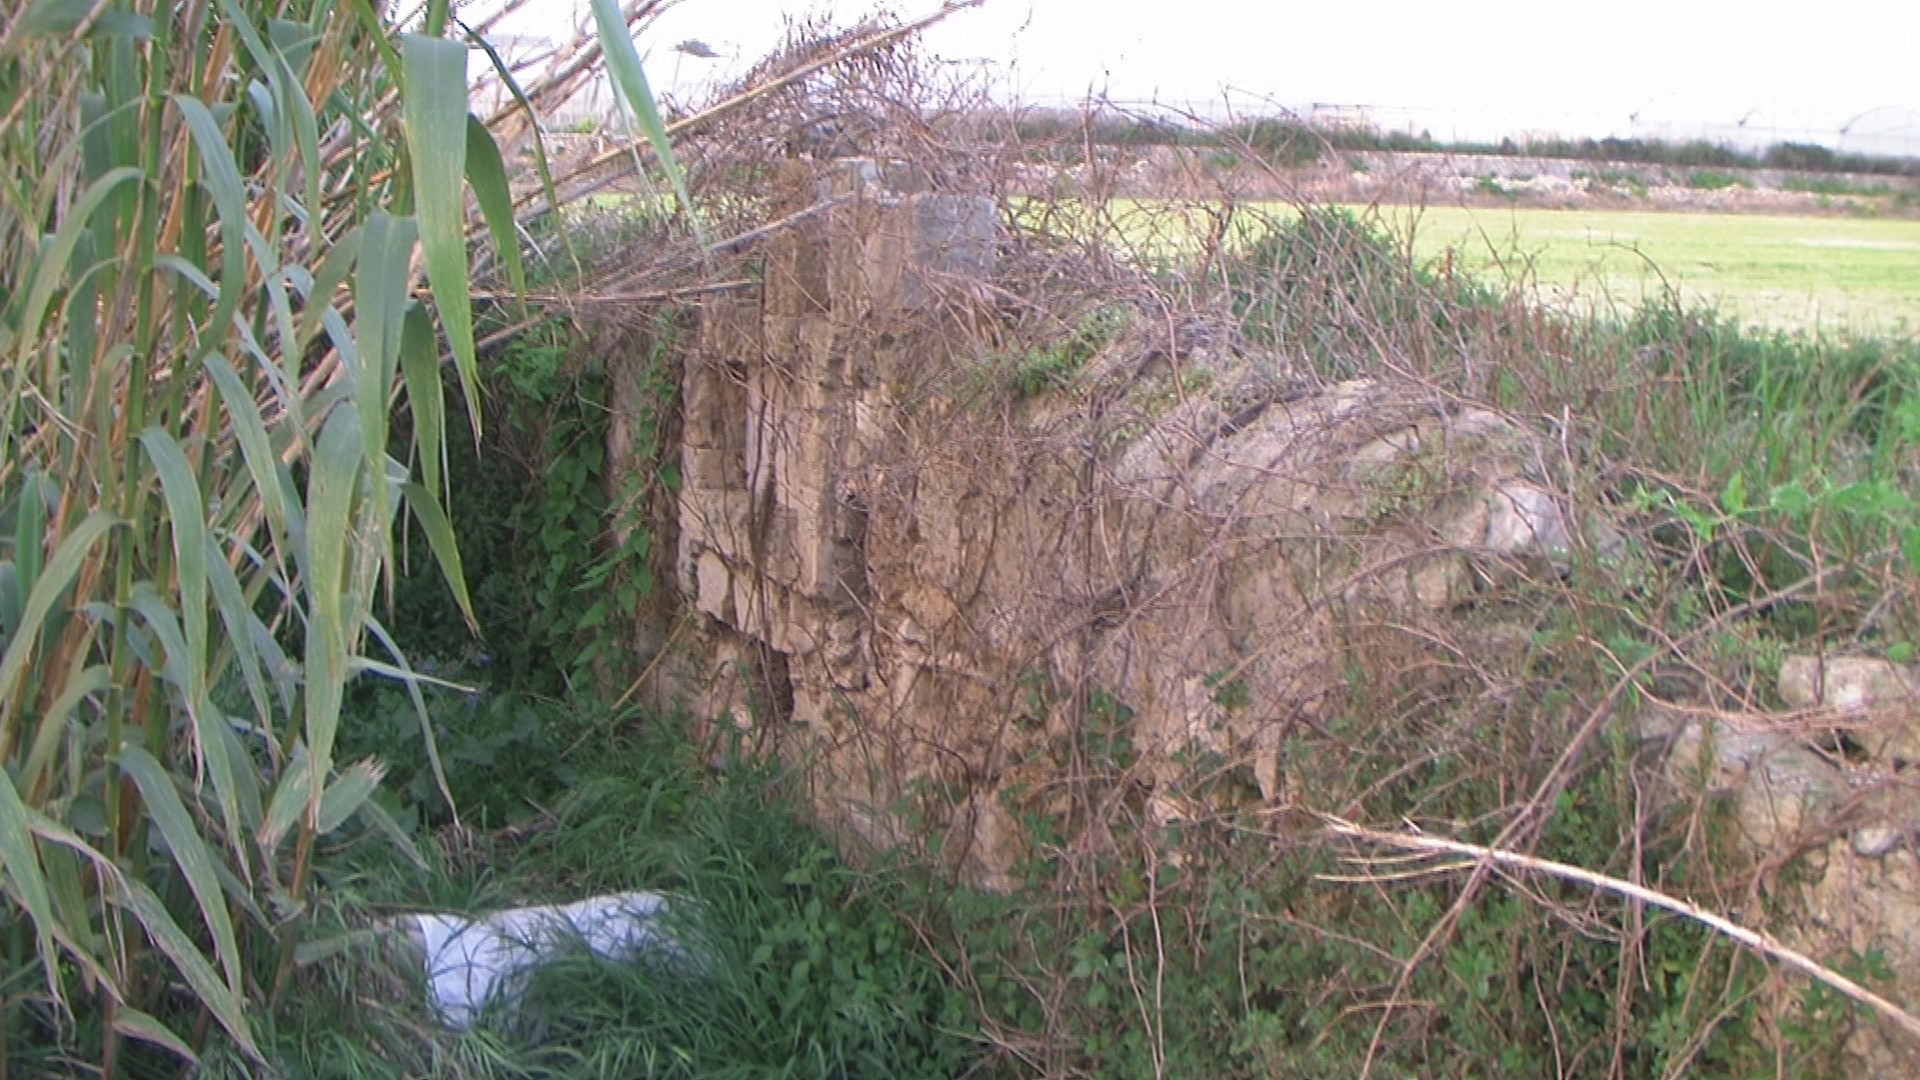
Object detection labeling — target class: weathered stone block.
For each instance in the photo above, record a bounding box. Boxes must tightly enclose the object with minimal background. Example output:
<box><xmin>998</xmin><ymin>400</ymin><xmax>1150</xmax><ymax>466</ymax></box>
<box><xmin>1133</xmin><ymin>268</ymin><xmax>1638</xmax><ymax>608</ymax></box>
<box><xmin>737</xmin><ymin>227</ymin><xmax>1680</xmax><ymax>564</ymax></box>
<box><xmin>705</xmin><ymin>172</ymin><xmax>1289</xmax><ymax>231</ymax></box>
<box><xmin>861</xmin><ymin>193</ymin><xmax>997</xmax><ymax>313</ymax></box>
<box><xmin>693</xmin><ymin>550</ymin><xmax>733</xmax><ymax>623</ymax></box>
<box><xmin>678</xmin><ymin>490</ymin><xmax>754</xmax><ymax>552</ymax></box>
<box><xmin>1779</xmin><ymin>655</ymin><xmax>1920</xmax><ymax>765</ymax></box>
<box><xmin>682</xmin><ymin>446</ymin><xmax>744</xmax><ymax>491</ymax></box>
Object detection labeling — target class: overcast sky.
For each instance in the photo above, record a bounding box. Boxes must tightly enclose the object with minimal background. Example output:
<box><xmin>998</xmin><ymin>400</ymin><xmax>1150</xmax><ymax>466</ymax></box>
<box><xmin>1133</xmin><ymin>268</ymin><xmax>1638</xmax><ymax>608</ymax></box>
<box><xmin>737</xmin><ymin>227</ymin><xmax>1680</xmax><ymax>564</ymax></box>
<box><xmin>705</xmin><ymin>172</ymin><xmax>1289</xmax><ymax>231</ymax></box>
<box><xmin>491</xmin><ymin>0</ymin><xmax>1920</xmax><ymax>151</ymax></box>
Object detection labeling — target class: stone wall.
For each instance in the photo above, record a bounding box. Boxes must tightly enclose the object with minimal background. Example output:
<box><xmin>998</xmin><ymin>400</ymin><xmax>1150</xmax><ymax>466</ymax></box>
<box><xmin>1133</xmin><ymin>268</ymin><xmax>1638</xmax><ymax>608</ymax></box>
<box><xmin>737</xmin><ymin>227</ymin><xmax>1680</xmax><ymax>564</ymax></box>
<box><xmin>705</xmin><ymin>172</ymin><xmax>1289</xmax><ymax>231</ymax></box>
<box><xmin>647</xmin><ymin>161</ymin><xmax>1590</xmax><ymax>881</ymax></box>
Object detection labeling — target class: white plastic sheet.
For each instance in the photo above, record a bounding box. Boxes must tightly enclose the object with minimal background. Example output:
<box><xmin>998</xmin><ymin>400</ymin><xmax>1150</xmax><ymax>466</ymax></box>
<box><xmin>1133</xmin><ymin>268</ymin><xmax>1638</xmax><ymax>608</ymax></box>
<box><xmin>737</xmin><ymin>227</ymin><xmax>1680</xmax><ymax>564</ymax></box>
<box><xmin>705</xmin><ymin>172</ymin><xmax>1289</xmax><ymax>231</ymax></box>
<box><xmin>407</xmin><ymin>891</ymin><xmax>687</xmax><ymax>1029</ymax></box>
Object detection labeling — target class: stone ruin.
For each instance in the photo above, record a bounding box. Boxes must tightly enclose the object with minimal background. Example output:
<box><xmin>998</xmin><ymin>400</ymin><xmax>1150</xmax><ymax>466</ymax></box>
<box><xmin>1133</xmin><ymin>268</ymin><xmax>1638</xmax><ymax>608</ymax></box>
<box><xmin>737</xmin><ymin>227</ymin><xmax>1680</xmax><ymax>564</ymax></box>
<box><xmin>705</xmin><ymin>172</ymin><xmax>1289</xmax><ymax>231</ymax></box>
<box><xmin>637</xmin><ymin>163</ymin><xmax>1591</xmax><ymax>872</ymax></box>
<box><xmin>607</xmin><ymin>160</ymin><xmax>1920</xmax><ymax>1070</ymax></box>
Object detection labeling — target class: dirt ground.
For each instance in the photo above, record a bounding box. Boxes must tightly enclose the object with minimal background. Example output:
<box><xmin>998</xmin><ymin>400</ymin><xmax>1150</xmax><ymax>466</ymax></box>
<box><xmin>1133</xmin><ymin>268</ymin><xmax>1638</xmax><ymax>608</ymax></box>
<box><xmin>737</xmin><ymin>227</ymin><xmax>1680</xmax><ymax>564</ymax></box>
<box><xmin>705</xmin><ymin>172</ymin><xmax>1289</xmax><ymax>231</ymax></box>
<box><xmin>1106</xmin><ymin>146</ymin><xmax>1920</xmax><ymax>218</ymax></box>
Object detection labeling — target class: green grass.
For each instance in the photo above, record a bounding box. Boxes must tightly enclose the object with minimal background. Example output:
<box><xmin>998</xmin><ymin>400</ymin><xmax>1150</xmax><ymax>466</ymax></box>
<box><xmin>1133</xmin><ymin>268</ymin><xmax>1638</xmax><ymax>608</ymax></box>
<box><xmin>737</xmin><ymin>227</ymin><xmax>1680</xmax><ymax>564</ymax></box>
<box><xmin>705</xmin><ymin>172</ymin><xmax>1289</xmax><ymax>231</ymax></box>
<box><xmin>1686</xmin><ymin>169</ymin><xmax>1751</xmax><ymax>191</ymax></box>
<box><xmin>1065</xmin><ymin>201</ymin><xmax>1920</xmax><ymax>334</ymax></box>
<box><xmin>1390</xmin><ymin>205</ymin><xmax>1920</xmax><ymax>334</ymax></box>
<box><xmin>1781</xmin><ymin>175</ymin><xmax>1899</xmax><ymax>198</ymax></box>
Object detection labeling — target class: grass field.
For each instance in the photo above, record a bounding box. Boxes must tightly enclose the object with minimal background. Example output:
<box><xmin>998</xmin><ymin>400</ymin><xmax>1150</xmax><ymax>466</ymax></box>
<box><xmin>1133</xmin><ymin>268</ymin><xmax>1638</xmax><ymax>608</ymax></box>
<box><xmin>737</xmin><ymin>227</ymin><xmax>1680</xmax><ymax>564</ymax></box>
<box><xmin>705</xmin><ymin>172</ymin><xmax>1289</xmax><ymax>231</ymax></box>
<box><xmin>1384</xmin><ymin>206</ymin><xmax>1920</xmax><ymax>335</ymax></box>
<box><xmin>1085</xmin><ymin>200</ymin><xmax>1920</xmax><ymax>335</ymax></box>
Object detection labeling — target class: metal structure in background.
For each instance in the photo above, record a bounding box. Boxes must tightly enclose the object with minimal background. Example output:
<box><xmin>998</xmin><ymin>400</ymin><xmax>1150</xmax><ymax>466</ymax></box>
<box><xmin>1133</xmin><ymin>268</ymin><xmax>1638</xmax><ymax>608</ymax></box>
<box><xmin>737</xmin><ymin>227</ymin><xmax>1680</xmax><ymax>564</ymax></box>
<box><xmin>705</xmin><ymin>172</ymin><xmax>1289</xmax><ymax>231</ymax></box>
<box><xmin>1021</xmin><ymin>96</ymin><xmax>1920</xmax><ymax>161</ymax></box>
<box><xmin>467</xmin><ymin>27</ymin><xmax>1920</xmax><ymax>160</ymax></box>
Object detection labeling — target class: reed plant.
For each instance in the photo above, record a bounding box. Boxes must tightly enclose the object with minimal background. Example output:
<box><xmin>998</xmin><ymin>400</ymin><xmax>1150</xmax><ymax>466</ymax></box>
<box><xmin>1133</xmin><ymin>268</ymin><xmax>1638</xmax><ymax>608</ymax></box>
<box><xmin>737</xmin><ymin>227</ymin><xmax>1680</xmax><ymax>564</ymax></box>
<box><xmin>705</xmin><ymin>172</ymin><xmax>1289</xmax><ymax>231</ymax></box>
<box><xmin>0</xmin><ymin>0</ymin><xmax>672</xmax><ymax>1070</ymax></box>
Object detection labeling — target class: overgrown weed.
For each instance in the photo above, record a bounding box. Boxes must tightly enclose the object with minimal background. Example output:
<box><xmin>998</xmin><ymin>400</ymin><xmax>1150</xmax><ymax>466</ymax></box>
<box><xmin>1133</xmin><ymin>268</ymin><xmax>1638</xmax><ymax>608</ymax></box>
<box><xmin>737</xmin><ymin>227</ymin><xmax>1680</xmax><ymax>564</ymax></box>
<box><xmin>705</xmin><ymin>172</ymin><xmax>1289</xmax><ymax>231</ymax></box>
<box><xmin>891</xmin><ymin>190</ymin><xmax>1919</xmax><ymax>1075</ymax></box>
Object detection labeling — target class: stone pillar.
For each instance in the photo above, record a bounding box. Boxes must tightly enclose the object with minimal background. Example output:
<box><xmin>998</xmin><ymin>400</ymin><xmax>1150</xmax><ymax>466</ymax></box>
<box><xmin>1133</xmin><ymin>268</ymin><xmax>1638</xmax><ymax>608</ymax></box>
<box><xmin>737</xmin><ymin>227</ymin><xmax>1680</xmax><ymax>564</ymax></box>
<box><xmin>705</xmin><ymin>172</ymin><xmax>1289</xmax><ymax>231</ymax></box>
<box><xmin>669</xmin><ymin>159</ymin><xmax>996</xmax><ymax>743</ymax></box>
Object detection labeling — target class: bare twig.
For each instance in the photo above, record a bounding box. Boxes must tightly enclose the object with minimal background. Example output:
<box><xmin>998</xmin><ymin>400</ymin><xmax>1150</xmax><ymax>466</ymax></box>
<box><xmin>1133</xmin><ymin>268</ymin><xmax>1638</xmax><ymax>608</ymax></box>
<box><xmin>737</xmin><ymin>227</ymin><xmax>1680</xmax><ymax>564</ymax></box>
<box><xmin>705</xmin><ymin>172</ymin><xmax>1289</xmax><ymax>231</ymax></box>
<box><xmin>1359</xmin><ymin>562</ymin><xmax>1852</xmax><ymax>1077</ymax></box>
<box><xmin>1320</xmin><ymin>814</ymin><xmax>1920</xmax><ymax>1044</ymax></box>
<box><xmin>514</xmin><ymin>0</ymin><xmax>984</xmax><ymax>212</ymax></box>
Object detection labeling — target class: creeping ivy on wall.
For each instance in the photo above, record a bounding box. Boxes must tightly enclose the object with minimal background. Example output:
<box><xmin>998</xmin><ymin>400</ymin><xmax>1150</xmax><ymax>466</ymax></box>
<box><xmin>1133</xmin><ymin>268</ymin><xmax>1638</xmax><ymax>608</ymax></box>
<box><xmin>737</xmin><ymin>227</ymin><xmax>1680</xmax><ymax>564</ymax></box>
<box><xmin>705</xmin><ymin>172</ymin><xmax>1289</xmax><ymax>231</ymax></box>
<box><xmin>346</xmin><ymin>312</ymin><xmax>682</xmax><ymax>827</ymax></box>
<box><xmin>385</xmin><ymin>313</ymin><xmax>681</xmax><ymax>694</ymax></box>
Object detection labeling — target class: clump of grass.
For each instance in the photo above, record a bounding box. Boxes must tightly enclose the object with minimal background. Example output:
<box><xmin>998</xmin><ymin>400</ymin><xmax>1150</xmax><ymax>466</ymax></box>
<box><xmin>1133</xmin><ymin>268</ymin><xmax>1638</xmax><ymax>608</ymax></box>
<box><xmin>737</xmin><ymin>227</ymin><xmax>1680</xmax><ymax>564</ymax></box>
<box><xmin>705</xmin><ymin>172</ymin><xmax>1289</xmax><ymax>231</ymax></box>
<box><xmin>1475</xmin><ymin>175</ymin><xmax>1518</xmax><ymax>199</ymax></box>
<box><xmin>986</xmin><ymin>304</ymin><xmax>1134</xmax><ymax>399</ymax></box>
<box><xmin>1229</xmin><ymin>206</ymin><xmax>1503</xmax><ymax>381</ymax></box>
<box><xmin>1597</xmin><ymin>167</ymin><xmax>1651</xmax><ymax>196</ymax></box>
<box><xmin>1688</xmin><ymin>169</ymin><xmax>1753</xmax><ymax>191</ymax></box>
<box><xmin>477</xmin><ymin>723</ymin><xmax>979</xmax><ymax>1079</ymax></box>
<box><xmin>1782</xmin><ymin>175</ymin><xmax>1898</xmax><ymax>198</ymax></box>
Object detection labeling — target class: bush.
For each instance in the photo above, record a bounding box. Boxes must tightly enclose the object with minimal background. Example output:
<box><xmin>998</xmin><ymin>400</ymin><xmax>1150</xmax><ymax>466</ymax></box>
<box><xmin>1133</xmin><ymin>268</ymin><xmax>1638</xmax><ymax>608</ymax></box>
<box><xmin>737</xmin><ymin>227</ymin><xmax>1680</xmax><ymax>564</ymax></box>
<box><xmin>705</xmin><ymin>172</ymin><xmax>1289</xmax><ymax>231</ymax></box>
<box><xmin>1228</xmin><ymin>206</ymin><xmax>1501</xmax><ymax>379</ymax></box>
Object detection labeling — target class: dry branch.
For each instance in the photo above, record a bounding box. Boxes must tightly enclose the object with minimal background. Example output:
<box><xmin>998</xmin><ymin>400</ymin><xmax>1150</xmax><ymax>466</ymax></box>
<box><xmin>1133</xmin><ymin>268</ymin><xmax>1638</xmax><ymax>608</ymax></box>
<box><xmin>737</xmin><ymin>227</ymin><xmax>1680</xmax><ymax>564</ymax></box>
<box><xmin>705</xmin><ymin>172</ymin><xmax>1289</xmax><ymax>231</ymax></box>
<box><xmin>514</xmin><ymin>0</ymin><xmax>984</xmax><ymax>213</ymax></box>
<box><xmin>1319</xmin><ymin>814</ymin><xmax>1920</xmax><ymax>1045</ymax></box>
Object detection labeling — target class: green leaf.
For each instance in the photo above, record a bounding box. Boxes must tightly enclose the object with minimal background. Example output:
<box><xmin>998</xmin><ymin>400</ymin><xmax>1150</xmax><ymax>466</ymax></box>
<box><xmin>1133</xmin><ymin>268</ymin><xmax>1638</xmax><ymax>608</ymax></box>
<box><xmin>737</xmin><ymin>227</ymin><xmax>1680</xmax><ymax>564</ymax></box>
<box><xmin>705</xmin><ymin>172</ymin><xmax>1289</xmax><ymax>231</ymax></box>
<box><xmin>1895</xmin><ymin>397</ymin><xmax>1920</xmax><ymax>444</ymax></box>
<box><xmin>459</xmin><ymin>21</ymin><xmax>576</xmax><ymax>272</ymax></box>
<box><xmin>359</xmin><ymin>617</ymin><xmax>461</xmax><ymax>825</ymax></box>
<box><xmin>1718</xmin><ymin>471</ymin><xmax>1746</xmax><ymax>516</ymax></box>
<box><xmin>398</xmin><ymin>305</ymin><xmax>447</xmax><ymax>500</ymax></box>
<box><xmin>350</xmin><ymin>796</ymin><xmax>428</xmax><ymax>869</ymax></box>
<box><xmin>9</xmin><ymin>165</ymin><xmax>140</xmax><ymax>374</ymax></box>
<box><xmin>204</xmin><ymin>354</ymin><xmax>295</xmax><ymax>566</ymax></box>
<box><xmin>354</xmin><ymin>212</ymin><xmax>417</xmax><ymax>463</ymax></box>
<box><xmin>579</xmin><ymin>597</ymin><xmax>610</xmax><ymax>630</ymax></box>
<box><xmin>205</xmin><ymin>705</ymin><xmax>266</xmax><ymax>847</ymax></box>
<box><xmin>116</xmin><ymin>878</ymin><xmax>260</xmax><ymax>1062</ymax></box>
<box><xmin>258</xmin><ymin>751</ymin><xmax>311</xmax><ymax>857</ymax></box>
<box><xmin>295</xmin><ymin>927</ymin><xmax>386</xmax><ymax>968</ymax></box>
<box><xmin>217</xmin><ymin>0</ymin><xmax>322</xmax><ymax>218</ymax></box>
<box><xmin>302</xmin><ymin>404</ymin><xmax>364</xmax><ymax>786</ymax></box>
<box><xmin>465</xmin><ymin>114</ymin><xmax>526</xmax><ymax>303</ymax></box>
<box><xmin>202</xmin><ymin>531</ymin><xmax>273</xmax><ymax>741</ymax></box>
<box><xmin>0</xmin><ymin>767</ymin><xmax>62</xmax><ymax>1007</ymax></box>
<box><xmin>126</xmin><ymin>583</ymin><xmax>191</xmax><ymax>689</ymax></box>
<box><xmin>295</xmin><ymin>226</ymin><xmax>363</xmax><ymax>355</ymax></box>
<box><xmin>1664</xmin><ymin>494</ymin><xmax>1715</xmax><ymax>543</ymax></box>
<box><xmin>39</xmin><ymin>841</ymin><xmax>97</xmax><ymax>960</ymax></box>
<box><xmin>352</xmin><ymin>213</ymin><xmax>417</xmax><ymax>596</ymax></box>
<box><xmin>317</xmin><ymin>760</ymin><xmax>386</xmax><ymax>834</ymax></box>
<box><xmin>10</xmin><ymin>471</ymin><xmax>53</xmax><ymax>636</ymax></box>
<box><xmin>23</xmin><ymin>664</ymin><xmax>109</xmax><ymax>794</ymax></box>
<box><xmin>117</xmin><ymin>747</ymin><xmax>247</xmax><ymax>999</ymax></box>
<box><xmin>19</xmin><ymin>0</ymin><xmax>153</xmax><ymax>38</ymax></box>
<box><xmin>401</xmin><ymin>482</ymin><xmax>475</xmax><ymax>632</ymax></box>
<box><xmin>1832</xmin><ymin>479</ymin><xmax>1914</xmax><ymax>517</ymax></box>
<box><xmin>172</xmin><ymin>96</ymin><xmax>253</xmax><ymax>357</ymax></box>
<box><xmin>112</xmin><ymin>1005</ymin><xmax>198</xmax><ymax>1064</ymax></box>
<box><xmin>139</xmin><ymin>430</ymin><xmax>211</xmax><ymax>697</ymax></box>
<box><xmin>1769</xmin><ymin>482</ymin><xmax>1813</xmax><ymax>516</ymax></box>
<box><xmin>402</xmin><ymin>34</ymin><xmax>483</xmax><ymax>437</ymax></box>
<box><xmin>266</xmin><ymin>18</ymin><xmax>319</xmax><ymax>73</ymax></box>
<box><xmin>0</xmin><ymin>511</ymin><xmax>117</xmax><ymax>713</ymax></box>
<box><xmin>589</xmin><ymin>0</ymin><xmax>696</xmax><ymax>238</ymax></box>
